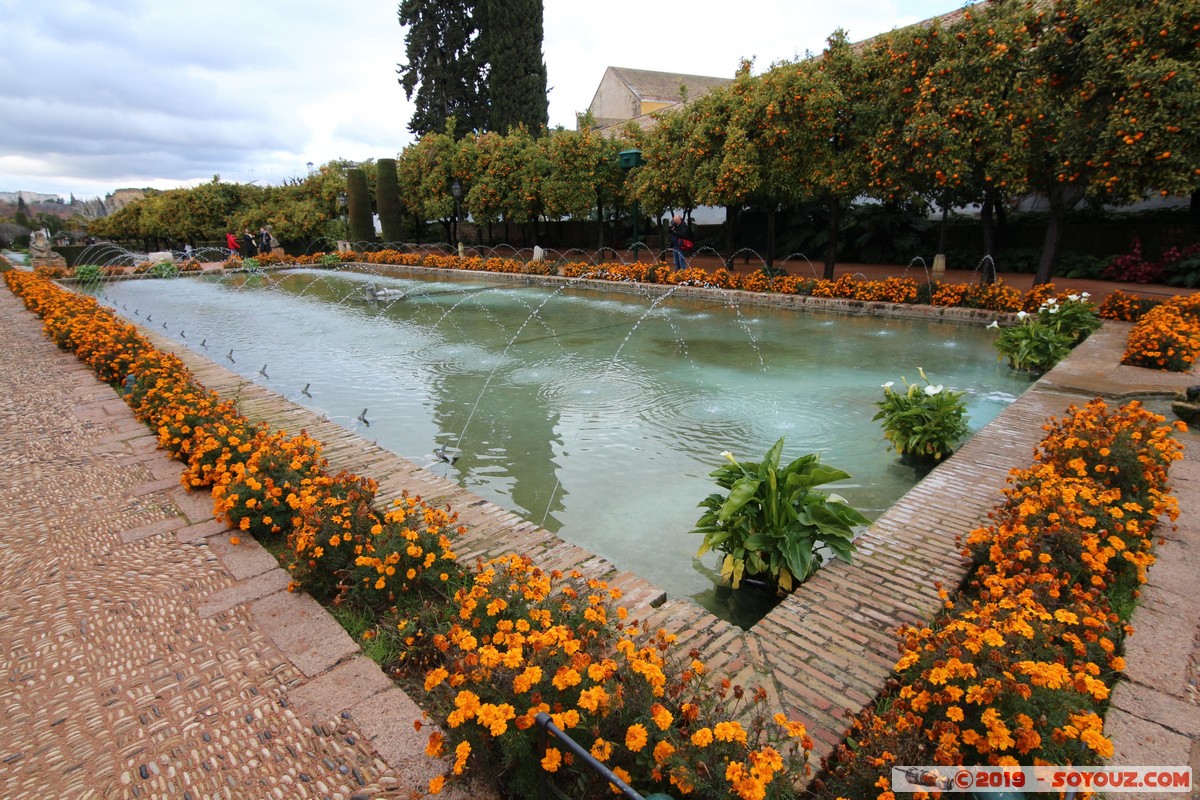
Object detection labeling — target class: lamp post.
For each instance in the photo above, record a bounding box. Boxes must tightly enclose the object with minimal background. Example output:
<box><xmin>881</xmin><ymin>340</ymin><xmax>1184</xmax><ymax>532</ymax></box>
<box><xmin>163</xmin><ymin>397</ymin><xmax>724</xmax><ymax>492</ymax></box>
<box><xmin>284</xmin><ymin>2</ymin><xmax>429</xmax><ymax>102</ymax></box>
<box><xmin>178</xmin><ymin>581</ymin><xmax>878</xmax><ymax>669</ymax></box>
<box><xmin>450</xmin><ymin>179</ymin><xmax>463</xmax><ymax>248</ymax></box>
<box><xmin>618</xmin><ymin>149</ymin><xmax>645</xmax><ymax>260</ymax></box>
<box><xmin>336</xmin><ymin>191</ymin><xmax>348</xmax><ymax>243</ymax></box>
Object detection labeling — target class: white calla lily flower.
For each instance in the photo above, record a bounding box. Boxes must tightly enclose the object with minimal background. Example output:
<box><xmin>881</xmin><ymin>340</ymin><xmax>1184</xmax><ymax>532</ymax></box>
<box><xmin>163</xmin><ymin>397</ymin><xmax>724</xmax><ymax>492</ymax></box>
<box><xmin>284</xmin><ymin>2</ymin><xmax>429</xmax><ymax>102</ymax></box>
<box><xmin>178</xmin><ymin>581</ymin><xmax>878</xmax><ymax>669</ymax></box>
<box><xmin>924</xmin><ymin>384</ymin><xmax>943</xmax><ymax>396</ymax></box>
<box><xmin>882</xmin><ymin>381</ymin><xmax>895</xmax><ymax>389</ymax></box>
<box><xmin>987</xmin><ymin>320</ymin><xmax>999</xmax><ymax>329</ymax></box>
<box><xmin>1017</xmin><ymin>310</ymin><xmax>1029</xmax><ymax>320</ymax></box>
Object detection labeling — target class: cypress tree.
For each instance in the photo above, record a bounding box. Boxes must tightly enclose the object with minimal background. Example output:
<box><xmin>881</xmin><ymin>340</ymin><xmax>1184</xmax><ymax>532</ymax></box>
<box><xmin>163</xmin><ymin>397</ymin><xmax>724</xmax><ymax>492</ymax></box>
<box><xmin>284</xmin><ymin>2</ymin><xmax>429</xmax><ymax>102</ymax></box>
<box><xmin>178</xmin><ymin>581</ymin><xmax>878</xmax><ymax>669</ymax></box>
<box><xmin>479</xmin><ymin>0</ymin><xmax>548</xmax><ymax>134</ymax></box>
<box><xmin>397</xmin><ymin>0</ymin><xmax>487</xmax><ymax>138</ymax></box>
<box><xmin>345</xmin><ymin>169</ymin><xmax>376</xmax><ymax>243</ymax></box>
<box><xmin>375</xmin><ymin>158</ymin><xmax>404</xmax><ymax>243</ymax></box>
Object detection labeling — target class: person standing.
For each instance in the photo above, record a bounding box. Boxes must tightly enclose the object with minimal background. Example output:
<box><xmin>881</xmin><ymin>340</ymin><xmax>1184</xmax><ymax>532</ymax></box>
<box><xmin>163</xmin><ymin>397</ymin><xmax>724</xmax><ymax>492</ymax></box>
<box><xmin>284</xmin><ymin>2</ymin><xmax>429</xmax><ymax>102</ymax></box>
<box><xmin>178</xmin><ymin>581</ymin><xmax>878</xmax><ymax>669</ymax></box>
<box><xmin>226</xmin><ymin>231</ymin><xmax>239</xmax><ymax>257</ymax></box>
<box><xmin>241</xmin><ymin>229</ymin><xmax>258</xmax><ymax>258</ymax></box>
<box><xmin>668</xmin><ymin>214</ymin><xmax>693</xmax><ymax>271</ymax></box>
<box><xmin>259</xmin><ymin>227</ymin><xmax>271</xmax><ymax>256</ymax></box>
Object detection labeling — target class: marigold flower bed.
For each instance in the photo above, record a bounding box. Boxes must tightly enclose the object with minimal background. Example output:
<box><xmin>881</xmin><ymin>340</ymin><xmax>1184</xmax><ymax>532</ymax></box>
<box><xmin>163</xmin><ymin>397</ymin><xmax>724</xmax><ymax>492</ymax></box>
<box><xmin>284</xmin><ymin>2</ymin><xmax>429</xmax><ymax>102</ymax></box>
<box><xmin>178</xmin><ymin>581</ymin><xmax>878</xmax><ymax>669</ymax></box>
<box><xmin>813</xmin><ymin>398</ymin><xmax>1184</xmax><ymax>799</ymax></box>
<box><xmin>1120</xmin><ymin>292</ymin><xmax>1200</xmax><ymax>371</ymax></box>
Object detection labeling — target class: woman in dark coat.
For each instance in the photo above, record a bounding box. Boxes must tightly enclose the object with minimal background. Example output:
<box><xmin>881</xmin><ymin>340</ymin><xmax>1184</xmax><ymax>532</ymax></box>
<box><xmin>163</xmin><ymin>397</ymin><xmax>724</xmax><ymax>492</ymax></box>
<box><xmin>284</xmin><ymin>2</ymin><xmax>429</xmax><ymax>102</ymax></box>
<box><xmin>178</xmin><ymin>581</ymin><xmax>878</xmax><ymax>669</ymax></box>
<box><xmin>241</xmin><ymin>229</ymin><xmax>258</xmax><ymax>257</ymax></box>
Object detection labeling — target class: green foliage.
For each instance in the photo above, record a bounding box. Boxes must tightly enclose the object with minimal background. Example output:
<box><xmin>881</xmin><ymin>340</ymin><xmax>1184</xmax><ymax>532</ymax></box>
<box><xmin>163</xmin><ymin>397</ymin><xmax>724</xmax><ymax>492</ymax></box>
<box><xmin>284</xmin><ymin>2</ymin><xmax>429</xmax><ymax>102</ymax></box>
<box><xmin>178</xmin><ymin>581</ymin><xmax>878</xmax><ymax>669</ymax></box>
<box><xmin>375</xmin><ymin>158</ymin><xmax>405</xmax><ymax>243</ymax></box>
<box><xmin>1037</xmin><ymin>292</ymin><xmax>1102</xmax><ymax>344</ymax></box>
<box><xmin>346</xmin><ymin>168</ymin><xmax>376</xmax><ymax>243</ymax></box>
<box><xmin>73</xmin><ymin>264</ymin><xmax>103</xmax><ymax>282</ymax></box>
<box><xmin>873</xmin><ymin>369</ymin><xmax>970</xmax><ymax>461</ymax></box>
<box><xmin>1165</xmin><ymin>249</ymin><xmax>1200</xmax><ymax>288</ymax></box>
<box><xmin>993</xmin><ymin>291</ymin><xmax>1100</xmax><ymax>373</ymax></box>
<box><xmin>398</xmin><ymin>0</ymin><xmax>486</xmax><ymax>137</ymax></box>
<box><xmin>240</xmin><ymin>257</ymin><xmax>261</xmax><ymax>272</ymax></box>
<box><xmin>692</xmin><ymin>438</ymin><xmax>865</xmax><ymax>591</ymax></box>
<box><xmin>478</xmin><ymin>0</ymin><xmax>548</xmax><ymax>134</ymax></box>
<box><xmin>150</xmin><ymin>261</ymin><xmax>179</xmax><ymax>278</ymax></box>
<box><xmin>992</xmin><ymin>312</ymin><xmax>1074</xmax><ymax>373</ymax></box>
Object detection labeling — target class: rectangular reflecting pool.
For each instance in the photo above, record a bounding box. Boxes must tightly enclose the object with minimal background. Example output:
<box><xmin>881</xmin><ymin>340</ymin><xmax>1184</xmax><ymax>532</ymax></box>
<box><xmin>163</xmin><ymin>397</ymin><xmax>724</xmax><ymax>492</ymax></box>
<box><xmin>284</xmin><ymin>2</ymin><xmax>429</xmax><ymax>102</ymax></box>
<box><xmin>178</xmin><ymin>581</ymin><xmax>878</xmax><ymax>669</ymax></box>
<box><xmin>93</xmin><ymin>268</ymin><xmax>1032</xmax><ymax>612</ymax></box>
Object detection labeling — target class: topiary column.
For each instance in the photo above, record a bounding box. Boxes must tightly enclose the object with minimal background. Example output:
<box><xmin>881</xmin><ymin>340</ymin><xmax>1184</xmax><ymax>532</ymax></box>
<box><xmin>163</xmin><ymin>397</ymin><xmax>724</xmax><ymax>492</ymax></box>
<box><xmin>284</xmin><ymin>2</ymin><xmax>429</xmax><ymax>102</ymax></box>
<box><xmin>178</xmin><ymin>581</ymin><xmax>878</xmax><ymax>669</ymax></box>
<box><xmin>376</xmin><ymin>158</ymin><xmax>404</xmax><ymax>244</ymax></box>
<box><xmin>346</xmin><ymin>168</ymin><xmax>376</xmax><ymax>244</ymax></box>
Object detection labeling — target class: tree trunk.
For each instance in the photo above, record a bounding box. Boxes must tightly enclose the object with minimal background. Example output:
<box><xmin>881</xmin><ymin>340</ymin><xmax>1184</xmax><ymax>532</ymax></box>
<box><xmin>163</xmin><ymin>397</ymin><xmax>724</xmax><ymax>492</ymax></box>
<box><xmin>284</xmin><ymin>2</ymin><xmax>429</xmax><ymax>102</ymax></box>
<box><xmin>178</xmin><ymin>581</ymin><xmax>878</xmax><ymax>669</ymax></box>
<box><xmin>937</xmin><ymin>194</ymin><xmax>949</xmax><ymax>255</ymax></box>
<box><xmin>765</xmin><ymin>205</ymin><xmax>776</xmax><ymax>271</ymax></box>
<box><xmin>822</xmin><ymin>197</ymin><xmax>840</xmax><ymax>280</ymax></box>
<box><xmin>980</xmin><ymin>193</ymin><xmax>997</xmax><ymax>284</ymax></box>
<box><xmin>596</xmin><ymin>195</ymin><xmax>605</xmax><ymax>252</ymax></box>
<box><xmin>1034</xmin><ymin>184</ymin><xmax>1085</xmax><ymax>286</ymax></box>
<box><xmin>724</xmin><ymin>205</ymin><xmax>737</xmax><ymax>268</ymax></box>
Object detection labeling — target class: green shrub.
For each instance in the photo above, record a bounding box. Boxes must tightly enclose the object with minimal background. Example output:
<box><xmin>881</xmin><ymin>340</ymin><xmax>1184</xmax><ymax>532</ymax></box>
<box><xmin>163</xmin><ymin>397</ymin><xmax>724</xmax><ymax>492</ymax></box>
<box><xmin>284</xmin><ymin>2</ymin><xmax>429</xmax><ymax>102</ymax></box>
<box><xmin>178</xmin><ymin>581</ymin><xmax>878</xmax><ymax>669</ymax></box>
<box><xmin>992</xmin><ymin>312</ymin><xmax>1074</xmax><ymax>373</ymax></box>
<box><xmin>873</xmin><ymin>369</ymin><xmax>970</xmax><ymax>461</ymax></box>
<box><xmin>993</xmin><ymin>293</ymin><xmax>1099</xmax><ymax>373</ymax></box>
<box><xmin>150</xmin><ymin>261</ymin><xmax>179</xmax><ymax>278</ymax></box>
<box><xmin>73</xmin><ymin>264</ymin><xmax>103</xmax><ymax>282</ymax></box>
<box><xmin>692</xmin><ymin>438</ymin><xmax>865</xmax><ymax>591</ymax></box>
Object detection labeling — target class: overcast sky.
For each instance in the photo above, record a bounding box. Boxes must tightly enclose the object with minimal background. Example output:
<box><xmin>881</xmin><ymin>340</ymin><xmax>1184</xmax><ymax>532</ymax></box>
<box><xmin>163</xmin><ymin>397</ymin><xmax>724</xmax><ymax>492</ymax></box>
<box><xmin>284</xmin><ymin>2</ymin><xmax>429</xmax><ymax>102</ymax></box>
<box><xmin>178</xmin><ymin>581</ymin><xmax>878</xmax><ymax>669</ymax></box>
<box><xmin>0</xmin><ymin>0</ymin><xmax>958</xmax><ymax>200</ymax></box>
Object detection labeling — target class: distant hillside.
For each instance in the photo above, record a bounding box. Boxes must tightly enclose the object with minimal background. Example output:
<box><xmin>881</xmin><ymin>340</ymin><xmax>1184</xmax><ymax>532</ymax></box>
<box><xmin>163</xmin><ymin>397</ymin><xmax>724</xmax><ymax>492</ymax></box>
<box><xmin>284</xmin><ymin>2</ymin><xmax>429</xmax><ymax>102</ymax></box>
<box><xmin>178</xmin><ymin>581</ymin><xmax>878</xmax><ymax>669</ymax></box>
<box><xmin>0</xmin><ymin>191</ymin><xmax>64</xmax><ymax>204</ymax></box>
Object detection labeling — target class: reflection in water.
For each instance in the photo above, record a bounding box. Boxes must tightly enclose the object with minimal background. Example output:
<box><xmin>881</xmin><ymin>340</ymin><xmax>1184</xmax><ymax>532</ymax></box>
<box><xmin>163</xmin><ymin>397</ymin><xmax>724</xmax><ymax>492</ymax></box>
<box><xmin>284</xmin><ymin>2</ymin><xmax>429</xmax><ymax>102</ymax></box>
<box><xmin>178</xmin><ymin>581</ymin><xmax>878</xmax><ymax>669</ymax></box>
<box><xmin>92</xmin><ymin>269</ymin><xmax>1032</xmax><ymax>618</ymax></box>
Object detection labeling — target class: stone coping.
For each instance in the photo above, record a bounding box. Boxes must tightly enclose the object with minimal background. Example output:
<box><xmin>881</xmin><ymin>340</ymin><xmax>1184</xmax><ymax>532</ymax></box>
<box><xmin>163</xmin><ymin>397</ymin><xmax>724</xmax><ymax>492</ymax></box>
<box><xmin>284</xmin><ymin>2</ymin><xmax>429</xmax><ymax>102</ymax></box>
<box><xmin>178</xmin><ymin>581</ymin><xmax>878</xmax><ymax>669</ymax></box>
<box><xmin>292</xmin><ymin>260</ymin><xmax>1019</xmax><ymax>325</ymax></box>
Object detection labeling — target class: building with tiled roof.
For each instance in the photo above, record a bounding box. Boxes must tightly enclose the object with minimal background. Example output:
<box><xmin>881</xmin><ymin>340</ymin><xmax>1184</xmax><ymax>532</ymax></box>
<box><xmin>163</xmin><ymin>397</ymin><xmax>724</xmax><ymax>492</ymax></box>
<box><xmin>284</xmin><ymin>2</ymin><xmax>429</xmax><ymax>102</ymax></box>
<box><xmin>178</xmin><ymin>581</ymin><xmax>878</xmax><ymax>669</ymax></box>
<box><xmin>586</xmin><ymin>66</ymin><xmax>732</xmax><ymax>132</ymax></box>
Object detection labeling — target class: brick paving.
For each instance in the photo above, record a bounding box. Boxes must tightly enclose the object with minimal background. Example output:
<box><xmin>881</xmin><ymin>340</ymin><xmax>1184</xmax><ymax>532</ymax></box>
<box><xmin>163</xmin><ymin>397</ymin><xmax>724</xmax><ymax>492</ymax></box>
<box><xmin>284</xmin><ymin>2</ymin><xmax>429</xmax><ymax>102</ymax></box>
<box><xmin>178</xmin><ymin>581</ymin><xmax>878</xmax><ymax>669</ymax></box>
<box><xmin>2</xmin><ymin>266</ymin><xmax>1198</xmax><ymax>798</ymax></box>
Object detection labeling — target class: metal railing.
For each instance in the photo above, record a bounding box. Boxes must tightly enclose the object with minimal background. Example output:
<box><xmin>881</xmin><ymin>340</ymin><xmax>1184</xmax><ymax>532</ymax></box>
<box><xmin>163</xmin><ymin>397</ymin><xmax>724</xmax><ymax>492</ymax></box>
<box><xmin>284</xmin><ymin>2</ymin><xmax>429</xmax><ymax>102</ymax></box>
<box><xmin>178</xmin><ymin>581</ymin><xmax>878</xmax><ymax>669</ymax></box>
<box><xmin>535</xmin><ymin>712</ymin><xmax>673</xmax><ymax>800</ymax></box>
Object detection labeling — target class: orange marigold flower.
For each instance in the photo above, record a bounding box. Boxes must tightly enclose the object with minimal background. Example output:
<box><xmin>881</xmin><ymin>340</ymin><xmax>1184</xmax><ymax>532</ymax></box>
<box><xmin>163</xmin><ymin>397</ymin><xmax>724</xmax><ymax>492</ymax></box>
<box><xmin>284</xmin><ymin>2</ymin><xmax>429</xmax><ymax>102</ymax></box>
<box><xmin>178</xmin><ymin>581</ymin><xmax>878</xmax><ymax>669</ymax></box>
<box><xmin>541</xmin><ymin>746</ymin><xmax>562</xmax><ymax>773</ymax></box>
<box><xmin>626</xmin><ymin>723</ymin><xmax>649</xmax><ymax>752</ymax></box>
<box><xmin>452</xmin><ymin>740</ymin><xmax>471</xmax><ymax>775</ymax></box>
<box><xmin>714</xmin><ymin>720</ymin><xmax>748</xmax><ymax>744</ymax></box>
<box><xmin>650</xmin><ymin>704</ymin><xmax>673</xmax><ymax>731</ymax></box>
<box><xmin>610</xmin><ymin>767</ymin><xmax>632</xmax><ymax>795</ymax></box>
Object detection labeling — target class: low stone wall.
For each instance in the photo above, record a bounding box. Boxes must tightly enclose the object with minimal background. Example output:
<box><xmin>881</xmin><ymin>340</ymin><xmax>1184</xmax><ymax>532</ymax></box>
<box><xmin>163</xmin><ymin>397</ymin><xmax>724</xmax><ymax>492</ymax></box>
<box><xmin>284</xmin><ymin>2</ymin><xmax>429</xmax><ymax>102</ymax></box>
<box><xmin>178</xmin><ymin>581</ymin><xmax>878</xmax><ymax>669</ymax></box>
<box><xmin>333</xmin><ymin>261</ymin><xmax>1015</xmax><ymax>325</ymax></box>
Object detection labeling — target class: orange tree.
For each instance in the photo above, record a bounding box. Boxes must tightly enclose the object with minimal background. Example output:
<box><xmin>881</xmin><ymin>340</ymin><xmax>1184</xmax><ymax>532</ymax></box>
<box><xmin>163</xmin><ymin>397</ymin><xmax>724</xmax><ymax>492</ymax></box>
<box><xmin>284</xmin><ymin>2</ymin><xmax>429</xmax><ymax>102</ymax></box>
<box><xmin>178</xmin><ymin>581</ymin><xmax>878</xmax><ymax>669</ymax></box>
<box><xmin>858</xmin><ymin>24</ymin><xmax>948</xmax><ymax>205</ymax></box>
<box><xmin>804</xmin><ymin>32</ymin><xmax>874</xmax><ymax>279</ymax></box>
<box><xmin>396</xmin><ymin>123</ymin><xmax>460</xmax><ymax>245</ymax></box>
<box><xmin>461</xmin><ymin>125</ymin><xmax>546</xmax><ymax>245</ymax></box>
<box><xmin>1083</xmin><ymin>0</ymin><xmax>1199</xmax><ymax>215</ymax></box>
<box><xmin>540</xmin><ymin>117</ymin><xmax>624</xmax><ymax>251</ymax></box>
<box><xmin>1001</xmin><ymin>0</ymin><xmax>1197</xmax><ymax>284</ymax></box>
<box><xmin>629</xmin><ymin>90</ymin><xmax>720</xmax><ymax>243</ymax></box>
<box><xmin>863</xmin><ymin>12</ymin><xmax>1029</xmax><ymax>272</ymax></box>
<box><xmin>700</xmin><ymin>58</ymin><xmax>848</xmax><ymax>272</ymax></box>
